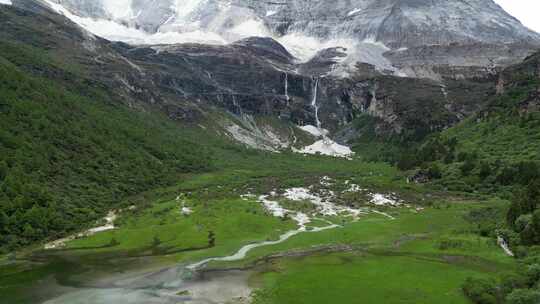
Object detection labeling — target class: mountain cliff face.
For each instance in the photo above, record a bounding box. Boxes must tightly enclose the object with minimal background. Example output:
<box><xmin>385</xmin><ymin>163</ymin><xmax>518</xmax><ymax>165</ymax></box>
<box><xmin>2</xmin><ymin>0</ymin><xmax>539</xmax><ymax>152</ymax></box>
<box><xmin>493</xmin><ymin>51</ymin><xmax>540</xmax><ymax>115</ymax></box>
<box><xmin>14</xmin><ymin>0</ymin><xmax>540</xmax><ymax>78</ymax></box>
<box><xmin>404</xmin><ymin>48</ymin><xmax>540</xmax><ymax>191</ymax></box>
<box><xmin>249</xmin><ymin>0</ymin><xmax>540</xmax><ymax>46</ymax></box>
<box><xmin>36</xmin><ymin>0</ymin><xmax>540</xmax><ymax>46</ymax></box>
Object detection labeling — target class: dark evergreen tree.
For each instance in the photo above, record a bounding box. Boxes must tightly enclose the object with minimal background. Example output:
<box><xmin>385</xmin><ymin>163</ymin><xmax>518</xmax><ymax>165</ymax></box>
<box><xmin>208</xmin><ymin>231</ymin><xmax>216</xmax><ymax>247</ymax></box>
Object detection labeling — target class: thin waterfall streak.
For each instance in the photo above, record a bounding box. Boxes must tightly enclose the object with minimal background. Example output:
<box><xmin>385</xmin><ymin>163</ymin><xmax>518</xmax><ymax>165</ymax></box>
<box><xmin>284</xmin><ymin>73</ymin><xmax>290</xmax><ymax>104</ymax></box>
<box><xmin>312</xmin><ymin>77</ymin><xmax>321</xmax><ymax>130</ymax></box>
<box><xmin>233</xmin><ymin>94</ymin><xmax>243</xmax><ymax>117</ymax></box>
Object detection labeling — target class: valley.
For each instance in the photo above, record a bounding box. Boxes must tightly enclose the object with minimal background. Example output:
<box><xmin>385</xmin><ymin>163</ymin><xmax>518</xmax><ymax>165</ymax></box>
<box><xmin>1</xmin><ymin>0</ymin><xmax>540</xmax><ymax>303</ymax></box>
<box><xmin>0</xmin><ymin>153</ymin><xmax>515</xmax><ymax>304</ymax></box>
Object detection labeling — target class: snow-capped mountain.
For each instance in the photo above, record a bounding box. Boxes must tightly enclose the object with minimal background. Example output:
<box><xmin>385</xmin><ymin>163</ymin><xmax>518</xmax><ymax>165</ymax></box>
<box><xmin>39</xmin><ymin>0</ymin><xmax>540</xmax><ymax>46</ymax></box>
<box><xmin>3</xmin><ymin>0</ymin><xmax>538</xmax><ymax>154</ymax></box>
<box><xmin>25</xmin><ymin>0</ymin><xmax>540</xmax><ymax>77</ymax></box>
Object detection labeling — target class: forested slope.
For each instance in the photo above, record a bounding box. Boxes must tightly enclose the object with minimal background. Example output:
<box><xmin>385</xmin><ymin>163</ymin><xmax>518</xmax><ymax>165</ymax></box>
<box><xmin>0</xmin><ymin>39</ymin><xmax>212</xmax><ymax>251</ymax></box>
<box><xmin>395</xmin><ymin>51</ymin><xmax>540</xmax><ymax>195</ymax></box>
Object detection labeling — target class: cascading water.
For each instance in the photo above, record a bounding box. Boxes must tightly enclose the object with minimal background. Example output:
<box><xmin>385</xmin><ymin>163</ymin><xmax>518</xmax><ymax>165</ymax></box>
<box><xmin>232</xmin><ymin>94</ymin><xmax>243</xmax><ymax>116</ymax></box>
<box><xmin>284</xmin><ymin>73</ymin><xmax>290</xmax><ymax>104</ymax></box>
<box><xmin>369</xmin><ymin>84</ymin><xmax>377</xmax><ymax>112</ymax></box>
<box><xmin>312</xmin><ymin>77</ymin><xmax>321</xmax><ymax>130</ymax></box>
<box><xmin>299</xmin><ymin>78</ymin><xmax>354</xmax><ymax>158</ymax></box>
<box><xmin>440</xmin><ymin>84</ymin><xmax>449</xmax><ymax>101</ymax></box>
<box><xmin>497</xmin><ymin>235</ymin><xmax>514</xmax><ymax>257</ymax></box>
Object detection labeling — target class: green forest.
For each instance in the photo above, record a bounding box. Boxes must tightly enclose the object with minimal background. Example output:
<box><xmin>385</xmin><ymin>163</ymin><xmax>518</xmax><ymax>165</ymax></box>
<box><xmin>0</xmin><ymin>55</ymin><xmax>211</xmax><ymax>251</ymax></box>
<box><xmin>1</xmin><ymin>4</ymin><xmax>540</xmax><ymax>303</ymax></box>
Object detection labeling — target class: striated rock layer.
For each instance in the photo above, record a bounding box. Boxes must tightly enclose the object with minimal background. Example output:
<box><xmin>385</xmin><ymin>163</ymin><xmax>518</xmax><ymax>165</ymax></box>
<box><xmin>14</xmin><ymin>0</ymin><xmax>540</xmax><ymax>79</ymax></box>
<box><xmin>3</xmin><ymin>0</ymin><xmax>540</xmax><ymax>151</ymax></box>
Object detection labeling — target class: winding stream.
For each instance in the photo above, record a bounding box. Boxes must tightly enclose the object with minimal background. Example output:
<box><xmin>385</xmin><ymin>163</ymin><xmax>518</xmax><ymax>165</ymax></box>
<box><xmin>188</xmin><ymin>224</ymin><xmax>340</xmax><ymax>270</ymax></box>
<box><xmin>43</xmin><ymin>184</ymin><xmax>394</xmax><ymax>304</ymax></box>
<box><xmin>43</xmin><ymin>223</ymin><xmax>340</xmax><ymax>304</ymax></box>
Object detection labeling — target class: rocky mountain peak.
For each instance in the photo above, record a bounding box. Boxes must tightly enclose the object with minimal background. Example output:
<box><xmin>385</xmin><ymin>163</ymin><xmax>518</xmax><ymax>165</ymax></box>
<box><xmin>15</xmin><ymin>0</ymin><xmax>536</xmax><ymax>78</ymax></box>
<box><xmin>22</xmin><ymin>0</ymin><xmax>537</xmax><ymax>79</ymax></box>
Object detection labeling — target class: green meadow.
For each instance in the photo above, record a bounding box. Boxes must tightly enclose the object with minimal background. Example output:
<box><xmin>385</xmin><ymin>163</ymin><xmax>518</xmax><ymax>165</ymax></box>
<box><xmin>0</xmin><ymin>152</ymin><xmax>515</xmax><ymax>304</ymax></box>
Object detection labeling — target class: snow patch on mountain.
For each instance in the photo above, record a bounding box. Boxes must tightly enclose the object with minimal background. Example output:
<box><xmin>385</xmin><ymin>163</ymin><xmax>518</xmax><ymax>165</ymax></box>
<box><xmin>299</xmin><ymin>139</ymin><xmax>354</xmax><ymax>158</ymax></box>
<box><xmin>229</xmin><ymin>19</ymin><xmax>271</xmax><ymax>39</ymax></box>
<box><xmin>41</xmin><ymin>0</ymin><xmax>540</xmax><ymax>76</ymax></box>
<box><xmin>266</xmin><ymin>10</ymin><xmax>277</xmax><ymax>17</ymax></box>
<box><xmin>43</xmin><ymin>0</ymin><xmax>540</xmax><ymax>49</ymax></box>
<box><xmin>102</xmin><ymin>0</ymin><xmax>135</xmax><ymax>20</ymax></box>
<box><xmin>299</xmin><ymin>125</ymin><xmax>328</xmax><ymax>137</ymax></box>
<box><xmin>43</xmin><ymin>0</ymin><xmax>227</xmax><ymax>45</ymax></box>
<box><xmin>37</xmin><ymin>0</ymin><xmax>395</xmax><ymax>72</ymax></box>
<box><xmin>284</xmin><ymin>187</ymin><xmax>365</xmax><ymax>217</ymax></box>
<box><xmin>348</xmin><ymin>8</ymin><xmax>362</xmax><ymax>16</ymax></box>
<box><xmin>370</xmin><ymin>194</ymin><xmax>401</xmax><ymax>206</ymax></box>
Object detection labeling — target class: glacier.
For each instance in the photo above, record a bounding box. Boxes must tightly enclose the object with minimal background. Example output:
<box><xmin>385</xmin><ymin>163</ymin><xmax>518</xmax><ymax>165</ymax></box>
<box><xmin>39</xmin><ymin>0</ymin><xmax>540</xmax><ymax>73</ymax></box>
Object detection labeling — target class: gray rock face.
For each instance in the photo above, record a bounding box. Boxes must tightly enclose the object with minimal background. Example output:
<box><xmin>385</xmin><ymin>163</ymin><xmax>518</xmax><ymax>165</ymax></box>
<box><xmin>36</xmin><ymin>0</ymin><xmax>540</xmax><ymax>78</ymax></box>
<box><xmin>250</xmin><ymin>0</ymin><xmax>540</xmax><ymax>47</ymax></box>
<box><xmin>43</xmin><ymin>0</ymin><xmax>540</xmax><ymax>47</ymax></box>
<box><xmin>46</xmin><ymin>0</ymin><xmax>104</xmax><ymax>18</ymax></box>
<box><xmin>5</xmin><ymin>0</ymin><xmax>539</xmax><ymax>146</ymax></box>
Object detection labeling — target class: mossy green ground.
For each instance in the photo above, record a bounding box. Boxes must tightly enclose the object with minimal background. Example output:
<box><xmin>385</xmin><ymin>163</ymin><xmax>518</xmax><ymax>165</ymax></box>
<box><xmin>0</xmin><ymin>155</ymin><xmax>514</xmax><ymax>304</ymax></box>
<box><xmin>252</xmin><ymin>253</ymin><xmax>496</xmax><ymax>304</ymax></box>
<box><xmin>444</xmin><ymin>116</ymin><xmax>540</xmax><ymax>163</ymax></box>
<box><xmin>61</xmin><ymin>153</ymin><xmax>408</xmax><ymax>255</ymax></box>
<box><xmin>246</xmin><ymin>202</ymin><xmax>513</xmax><ymax>304</ymax></box>
<box><xmin>66</xmin><ymin>197</ymin><xmax>297</xmax><ymax>263</ymax></box>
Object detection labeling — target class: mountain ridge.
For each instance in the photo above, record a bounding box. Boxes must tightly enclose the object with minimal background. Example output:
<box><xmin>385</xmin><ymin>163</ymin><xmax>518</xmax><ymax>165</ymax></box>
<box><xmin>11</xmin><ymin>0</ymin><xmax>540</xmax><ymax>78</ymax></box>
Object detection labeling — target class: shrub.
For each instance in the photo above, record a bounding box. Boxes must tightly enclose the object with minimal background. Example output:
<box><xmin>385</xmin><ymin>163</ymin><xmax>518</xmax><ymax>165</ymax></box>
<box><xmin>521</xmin><ymin>210</ymin><xmax>540</xmax><ymax>246</ymax></box>
<box><xmin>397</xmin><ymin>152</ymin><xmax>418</xmax><ymax>171</ymax></box>
<box><xmin>427</xmin><ymin>163</ymin><xmax>443</xmax><ymax>179</ymax></box>
<box><xmin>438</xmin><ymin>237</ymin><xmax>465</xmax><ymax>250</ymax></box>
<box><xmin>500</xmin><ymin>274</ymin><xmax>530</xmax><ymax>296</ymax></box>
<box><xmin>506</xmin><ymin>289</ymin><xmax>540</xmax><ymax>304</ymax></box>
<box><xmin>461</xmin><ymin>158</ymin><xmax>477</xmax><ymax>176</ymax></box>
<box><xmin>462</xmin><ymin>277</ymin><xmax>499</xmax><ymax>304</ymax></box>
<box><xmin>479</xmin><ymin>162</ymin><xmax>493</xmax><ymax>179</ymax></box>
<box><xmin>515</xmin><ymin>214</ymin><xmax>533</xmax><ymax>232</ymax></box>
<box><xmin>525</xmin><ymin>264</ymin><xmax>540</xmax><ymax>286</ymax></box>
<box><xmin>497</xmin><ymin>166</ymin><xmax>518</xmax><ymax>185</ymax></box>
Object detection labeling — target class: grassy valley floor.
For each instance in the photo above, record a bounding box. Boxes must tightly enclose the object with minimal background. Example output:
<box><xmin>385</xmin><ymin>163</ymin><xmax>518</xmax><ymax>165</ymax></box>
<box><xmin>0</xmin><ymin>152</ymin><xmax>514</xmax><ymax>304</ymax></box>
<box><xmin>249</xmin><ymin>204</ymin><xmax>513</xmax><ymax>304</ymax></box>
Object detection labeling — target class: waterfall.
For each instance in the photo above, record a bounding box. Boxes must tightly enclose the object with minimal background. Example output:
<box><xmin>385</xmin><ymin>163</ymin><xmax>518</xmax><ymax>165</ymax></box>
<box><xmin>440</xmin><ymin>84</ymin><xmax>449</xmax><ymax>100</ymax></box>
<box><xmin>300</xmin><ymin>77</ymin><xmax>355</xmax><ymax>158</ymax></box>
<box><xmin>497</xmin><ymin>235</ymin><xmax>514</xmax><ymax>257</ymax></box>
<box><xmin>284</xmin><ymin>73</ymin><xmax>290</xmax><ymax>104</ymax></box>
<box><xmin>232</xmin><ymin>95</ymin><xmax>243</xmax><ymax>116</ymax></box>
<box><xmin>367</xmin><ymin>83</ymin><xmax>377</xmax><ymax>113</ymax></box>
<box><xmin>312</xmin><ymin>77</ymin><xmax>321</xmax><ymax>130</ymax></box>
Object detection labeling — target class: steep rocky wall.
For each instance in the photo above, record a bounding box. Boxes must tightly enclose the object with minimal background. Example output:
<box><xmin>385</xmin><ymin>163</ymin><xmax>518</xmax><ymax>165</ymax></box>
<box><xmin>0</xmin><ymin>1</ymin><xmax>513</xmax><ymax>146</ymax></box>
<box><xmin>24</xmin><ymin>0</ymin><xmax>540</xmax><ymax>78</ymax></box>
